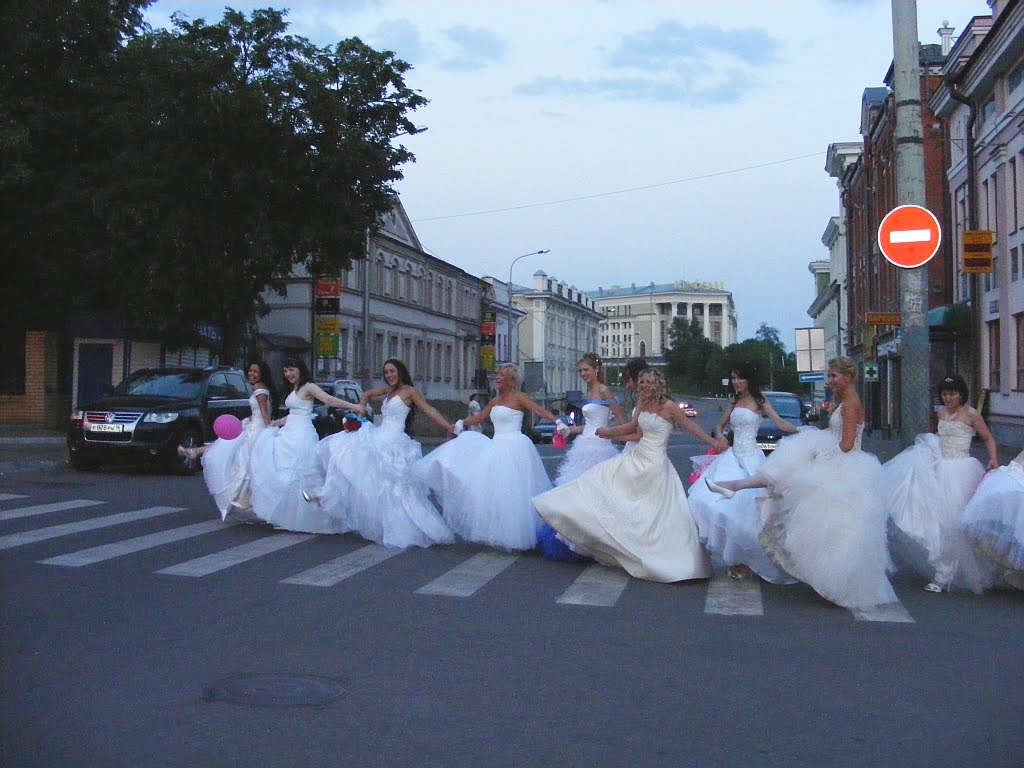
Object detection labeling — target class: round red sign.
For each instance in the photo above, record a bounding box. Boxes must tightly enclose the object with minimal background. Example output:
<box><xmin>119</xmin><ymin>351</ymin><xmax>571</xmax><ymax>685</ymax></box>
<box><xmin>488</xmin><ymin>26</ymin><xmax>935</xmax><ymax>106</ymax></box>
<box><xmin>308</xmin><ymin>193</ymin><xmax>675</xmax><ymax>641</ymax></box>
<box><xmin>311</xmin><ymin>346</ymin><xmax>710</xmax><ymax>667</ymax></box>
<box><xmin>877</xmin><ymin>205</ymin><xmax>941</xmax><ymax>268</ymax></box>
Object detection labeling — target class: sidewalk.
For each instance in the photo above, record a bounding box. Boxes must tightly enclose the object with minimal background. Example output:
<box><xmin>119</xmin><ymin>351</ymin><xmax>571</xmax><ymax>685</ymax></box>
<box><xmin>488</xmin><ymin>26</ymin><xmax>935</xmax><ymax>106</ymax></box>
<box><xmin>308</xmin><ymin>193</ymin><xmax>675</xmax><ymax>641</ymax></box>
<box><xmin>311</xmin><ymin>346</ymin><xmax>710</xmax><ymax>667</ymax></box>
<box><xmin>0</xmin><ymin>425</ymin><xmax>67</xmax><ymax>475</ymax></box>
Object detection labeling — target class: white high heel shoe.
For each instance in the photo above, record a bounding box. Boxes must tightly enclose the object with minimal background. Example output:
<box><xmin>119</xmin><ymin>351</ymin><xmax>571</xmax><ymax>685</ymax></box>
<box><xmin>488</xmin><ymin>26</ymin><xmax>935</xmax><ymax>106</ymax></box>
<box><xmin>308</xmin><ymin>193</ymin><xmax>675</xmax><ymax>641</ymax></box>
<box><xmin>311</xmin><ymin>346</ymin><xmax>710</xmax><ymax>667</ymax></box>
<box><xmin>704</xmin><ymin>475</ymin><xmax>735</xmax><ymax>500</ymax></box>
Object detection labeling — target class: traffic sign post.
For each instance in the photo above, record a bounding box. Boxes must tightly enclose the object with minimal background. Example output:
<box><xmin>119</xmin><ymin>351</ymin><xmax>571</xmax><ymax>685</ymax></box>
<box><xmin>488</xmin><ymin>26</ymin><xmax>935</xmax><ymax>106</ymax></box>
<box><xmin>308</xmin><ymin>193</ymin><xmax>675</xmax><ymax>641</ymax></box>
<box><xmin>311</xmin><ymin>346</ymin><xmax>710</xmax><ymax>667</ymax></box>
<box><xmin>877</xmin><ymin>205</ymin><xmax>941</xmax><ymax>269</ymax></box>
<box><xmin>798</xmin><ymin>372</ymin><xmax>825</xmax><ymax>383</ymax></box>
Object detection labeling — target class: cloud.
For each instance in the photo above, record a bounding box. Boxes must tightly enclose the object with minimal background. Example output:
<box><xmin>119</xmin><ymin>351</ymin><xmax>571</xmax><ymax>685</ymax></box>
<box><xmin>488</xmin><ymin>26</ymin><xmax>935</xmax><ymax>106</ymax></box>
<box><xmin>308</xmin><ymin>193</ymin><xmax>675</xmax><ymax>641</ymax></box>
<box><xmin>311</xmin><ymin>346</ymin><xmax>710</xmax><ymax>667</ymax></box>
<box><xmin>370</xmin><ymin>17</ymin><xmax>430</xmax><ymax>62</ymax></box>
<box><xmin>440</xmin><ymin>25</ymin><xmax>507</xmax><ymax>72</ymax></box>
<box><xmin>516</xmin><ymin>20</ymin><xmax>780</xmax><ymax>107</ymax></box>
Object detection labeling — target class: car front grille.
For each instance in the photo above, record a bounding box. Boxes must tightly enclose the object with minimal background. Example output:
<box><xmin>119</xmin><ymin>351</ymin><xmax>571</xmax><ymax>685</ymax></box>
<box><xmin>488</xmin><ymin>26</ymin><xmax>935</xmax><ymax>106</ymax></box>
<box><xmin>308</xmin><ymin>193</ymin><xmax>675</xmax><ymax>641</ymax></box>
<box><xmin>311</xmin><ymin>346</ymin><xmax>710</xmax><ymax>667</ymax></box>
<box><xmin>83</xmin><ymin>411</ymin><xmax>144</xmax><ymax>442</ymax></box>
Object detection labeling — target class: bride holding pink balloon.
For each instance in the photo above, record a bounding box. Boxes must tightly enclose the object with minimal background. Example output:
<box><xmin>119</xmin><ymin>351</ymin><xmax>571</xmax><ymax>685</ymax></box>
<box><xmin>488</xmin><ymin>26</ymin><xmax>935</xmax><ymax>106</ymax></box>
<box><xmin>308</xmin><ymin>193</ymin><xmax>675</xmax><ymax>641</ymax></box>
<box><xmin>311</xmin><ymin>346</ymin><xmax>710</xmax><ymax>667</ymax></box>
<box><xmin>179</xmin><ymin>361</ymin><xmax>277</xmax><ymax>522</ymax></box>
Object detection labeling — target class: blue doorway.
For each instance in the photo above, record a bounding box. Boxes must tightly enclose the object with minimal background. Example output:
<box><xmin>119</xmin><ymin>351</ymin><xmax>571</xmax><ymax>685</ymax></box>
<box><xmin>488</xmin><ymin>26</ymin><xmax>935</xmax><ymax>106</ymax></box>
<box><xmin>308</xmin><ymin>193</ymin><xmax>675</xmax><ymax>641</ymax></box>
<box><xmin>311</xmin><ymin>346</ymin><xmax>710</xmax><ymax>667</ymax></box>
<box><xmin>77</xmin><ymin>344</ymin><xmax>114</xmax><ymax>407</ymax></box>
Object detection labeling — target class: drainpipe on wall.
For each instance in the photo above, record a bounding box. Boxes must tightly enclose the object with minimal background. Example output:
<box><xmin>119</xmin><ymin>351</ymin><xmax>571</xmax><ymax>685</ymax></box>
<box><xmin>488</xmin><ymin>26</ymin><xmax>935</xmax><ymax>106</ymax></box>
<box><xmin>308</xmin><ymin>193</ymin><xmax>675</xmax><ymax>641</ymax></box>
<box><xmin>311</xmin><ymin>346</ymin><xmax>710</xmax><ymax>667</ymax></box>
<box><xmin>945</xmin><ymin>74</ymin><xmax>980</xmax><ymax>403</ymax></box>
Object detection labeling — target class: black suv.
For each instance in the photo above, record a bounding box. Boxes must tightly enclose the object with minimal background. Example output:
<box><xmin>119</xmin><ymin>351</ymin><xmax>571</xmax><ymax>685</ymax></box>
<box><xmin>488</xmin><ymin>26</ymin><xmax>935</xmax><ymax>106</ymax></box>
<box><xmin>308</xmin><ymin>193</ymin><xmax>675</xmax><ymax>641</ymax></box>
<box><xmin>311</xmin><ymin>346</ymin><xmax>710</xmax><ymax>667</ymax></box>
<box><xmin>723</xmin><ymin>390</ymin><xmax>817</xmax><ymax>455</ymax></box>
<box><xmin>68</xmin><ymin>366</ymin><xmax>251</xmax><ymax>473</ymax></box>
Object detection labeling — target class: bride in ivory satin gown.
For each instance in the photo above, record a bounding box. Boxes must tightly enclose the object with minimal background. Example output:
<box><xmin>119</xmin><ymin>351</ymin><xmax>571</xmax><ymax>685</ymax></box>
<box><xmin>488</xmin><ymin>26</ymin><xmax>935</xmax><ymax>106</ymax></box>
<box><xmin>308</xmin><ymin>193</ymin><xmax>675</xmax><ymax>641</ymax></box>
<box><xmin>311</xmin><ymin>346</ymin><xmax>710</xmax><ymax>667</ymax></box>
<box><xmin>533</xmin><ymin>368</ymin><xmax>725</xmax><ymax>582</ymax></box>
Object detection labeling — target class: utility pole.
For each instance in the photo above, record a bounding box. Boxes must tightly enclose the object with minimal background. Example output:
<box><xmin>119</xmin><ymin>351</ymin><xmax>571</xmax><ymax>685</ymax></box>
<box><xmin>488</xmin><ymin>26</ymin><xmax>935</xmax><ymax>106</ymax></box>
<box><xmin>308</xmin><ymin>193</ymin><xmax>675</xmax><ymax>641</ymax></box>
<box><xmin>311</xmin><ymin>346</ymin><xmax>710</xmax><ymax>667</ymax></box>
<box><xmin>891</xmin><ymin>0</ymin><xmax>931</xmax><ymax>441</ymax></box>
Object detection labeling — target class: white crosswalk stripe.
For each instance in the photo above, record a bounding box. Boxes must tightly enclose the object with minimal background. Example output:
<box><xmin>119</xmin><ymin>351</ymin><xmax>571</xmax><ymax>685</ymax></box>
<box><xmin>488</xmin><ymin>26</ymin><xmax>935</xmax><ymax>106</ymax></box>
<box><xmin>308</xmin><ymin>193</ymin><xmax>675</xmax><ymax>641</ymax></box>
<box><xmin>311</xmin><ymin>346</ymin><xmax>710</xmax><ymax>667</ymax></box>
<box><xmin>0</xmin><ymin>506</ymin><xmax>184</xmax><ymax>550</ymax></box>
<box><xmin>281</xmin><ymin>544</ymin><xmax>402</xmax><ymax>587</ymax></box>
<box><xmin>157</xmin><ymin>533</ymin><xmax>315</xmax><ymax>577</ymax></box>
<box><xmin>852</xmin><ymin>603</ymin><xmax>916</xmax><ymax>623</ymax></box>
<box><xmin>38</xmin><ymin>520</ymin><xmax>225</xmax><ymax>566</ymax></box>
<box><xmin>704</xmin><ymin>573</ymin><xmax>765</xmax><ymax>616</ymax></box>
<box><xmin>3</xmin><ymin>493</ymin><xmax>918</xmax><ymax>621</ymax></box>
<box><xmin>0</xmin><ymin>499</ymin><xmax>105</xmax><ymax>521</ymax></box>
<box><xmin>557</xmin><ymin>564</ymin><xmax>630</xmax><ymax>606</ymax></box>
<box><xmin>415</xmin><ymin>551</ymin><xmax>519</xmax><ymax>597</ymax></box>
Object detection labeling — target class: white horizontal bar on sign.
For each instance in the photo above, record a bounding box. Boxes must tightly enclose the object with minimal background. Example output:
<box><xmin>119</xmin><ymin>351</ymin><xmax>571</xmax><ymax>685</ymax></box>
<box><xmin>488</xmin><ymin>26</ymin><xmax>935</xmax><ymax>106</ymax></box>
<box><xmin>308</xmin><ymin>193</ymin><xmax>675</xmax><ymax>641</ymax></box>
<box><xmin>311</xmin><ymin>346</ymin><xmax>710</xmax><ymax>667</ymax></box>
<box><xmin>0</xmin><ymin>506</ymin><xmax>184</xmax><ymax>550</ymax></box>
<box><xmin>0</xmin><ymin>500</ymin><xmax>106</xmax><ymax>521</ymax></box>
<box><xmin>38</xmin><ymin>520</ymin><xmax>225</xmax><ymax>566</ymax></box>
<box><xmin>157</xmin><ymin>532</ymin><xmax>314</xmax><ymax>577</ymax></box>
<box><xmin>889</xmin><ymin>229</ymin><xmax>931</xmax><ymax>244</ymax></box>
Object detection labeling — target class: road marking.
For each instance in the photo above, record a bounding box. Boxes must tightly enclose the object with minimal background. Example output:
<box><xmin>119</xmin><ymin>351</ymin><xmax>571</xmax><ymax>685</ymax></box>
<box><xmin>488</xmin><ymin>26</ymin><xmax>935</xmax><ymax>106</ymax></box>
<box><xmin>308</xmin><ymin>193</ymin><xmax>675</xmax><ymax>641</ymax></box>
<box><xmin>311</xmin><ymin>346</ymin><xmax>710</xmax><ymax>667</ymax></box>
<box><xmin>38</xmin><ymin>521</ymin><xmax>225</xmax><ymax>566</ymax></box>
<box><xmin>157</xmin><ymin>533</ymin><xmax>314</xmax><ymax>577</ymax></box>
<box><xmin>281</xmin><ymin>544</ymin><xmax>401</xmax><ymax>587</ymax></box>
<box><xmin>0</xmin><ymin>507</ymin><xmax>184</xmax><ymax>550</ymax></box>
<box><xmin>415</xmin><ymin>551</ymin><xmax>519</xmax><ymax>597</ymax></box>
<box><xmin>704</xmin><ymin>573</ymin><xmax>764</xmax><ymax>616</ymax></box>
<box><xmin>556</xmin><ymin>564</ymin><xmax>630</xmax><ymax>606</ymax></box>
<box><xmin>0</xmin><ymin>500</ymin><xmax>105</xmax><ymax>522</ymax></box>
<box><xmin>0</xmin><ymin>494</ymin><xmax>28</xmax><ymax>502</ymax></box>
<box><xmin>852</xmin><ymin>602</ymin><xmax>915</xmax><ymax>624</ymax></box>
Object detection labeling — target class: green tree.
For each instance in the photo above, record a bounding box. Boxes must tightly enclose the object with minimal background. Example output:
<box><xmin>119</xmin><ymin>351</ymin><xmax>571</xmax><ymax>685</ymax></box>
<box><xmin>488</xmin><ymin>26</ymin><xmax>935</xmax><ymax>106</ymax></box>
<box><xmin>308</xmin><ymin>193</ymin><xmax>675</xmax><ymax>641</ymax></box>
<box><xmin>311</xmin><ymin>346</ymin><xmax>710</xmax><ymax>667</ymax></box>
<box><xmin>665</xmin><ymin>316</ymin><xmax>718</xmax><ymax>394</ymax></box>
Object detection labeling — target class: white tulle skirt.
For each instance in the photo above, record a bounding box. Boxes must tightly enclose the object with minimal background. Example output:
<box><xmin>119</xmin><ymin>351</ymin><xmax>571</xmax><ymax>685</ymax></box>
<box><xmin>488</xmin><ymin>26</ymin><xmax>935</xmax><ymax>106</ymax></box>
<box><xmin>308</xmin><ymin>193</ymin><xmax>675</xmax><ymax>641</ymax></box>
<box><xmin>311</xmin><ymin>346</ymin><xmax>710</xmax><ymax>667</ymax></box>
<box><xmin>688</xmin><ymin>447</ymin><xmax>796</xmax><ymax>584</ymax></box>
<box><xmin>757</xmin><ymin>430</ymin><xmax>897</xmax><ymax>609</ymax></box>
<box><xmin>201</xmin><ymin>416</ymin><xmax>264</xmax><ymax>522</ymax></box>
<box><xmin>555</xmin><ymin>434</ymin><xmax>619</xmax><ymax>486</ymax></box>
<box><xmin>413</xmin><ymin>431</ymin><xmax>551</xmax><ymax>550</ymax></box>
<box><xmin>961</xmin><ymin>463</ymin><xmax>1024</xmax><ymax>585</ymax></box>
<box><xmin>881</xmin><ymin>433</ymin><xmax>992</xmax><ymax>592</ymax></box>
<box><xmin>310</xmin><ymin>424</ymin><xmax>454</xmax><ymax>548</ymax></box>
<box><xmin>249</xmin><ymin>417</ymin><xmax>348</xmax><ymax>534</ymax></box>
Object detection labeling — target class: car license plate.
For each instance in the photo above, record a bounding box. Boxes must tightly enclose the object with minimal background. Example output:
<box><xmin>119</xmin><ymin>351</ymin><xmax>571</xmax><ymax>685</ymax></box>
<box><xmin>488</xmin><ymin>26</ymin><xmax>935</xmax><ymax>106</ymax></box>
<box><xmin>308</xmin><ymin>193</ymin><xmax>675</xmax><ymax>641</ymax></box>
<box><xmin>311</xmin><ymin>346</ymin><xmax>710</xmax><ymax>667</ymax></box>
<box><xmin>757</xmin><ymin>442</ymin><xmax>776</xmax><ymax>451</ymax></box>
<box><xmin>88</xmin><ymin>423</ymin><xmax>123</xmax><ymax>433</ymax></box>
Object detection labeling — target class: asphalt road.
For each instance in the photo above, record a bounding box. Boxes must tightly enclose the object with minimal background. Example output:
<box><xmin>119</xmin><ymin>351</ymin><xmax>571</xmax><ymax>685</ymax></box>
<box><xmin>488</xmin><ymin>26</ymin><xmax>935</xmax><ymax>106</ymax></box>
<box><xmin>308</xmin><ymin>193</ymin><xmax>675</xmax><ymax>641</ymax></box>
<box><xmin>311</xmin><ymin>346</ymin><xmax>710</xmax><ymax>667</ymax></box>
<box><xmin>1</xmin><ymin>409</ymin><xmax>1022</xmax><ymax>767</ymax></box>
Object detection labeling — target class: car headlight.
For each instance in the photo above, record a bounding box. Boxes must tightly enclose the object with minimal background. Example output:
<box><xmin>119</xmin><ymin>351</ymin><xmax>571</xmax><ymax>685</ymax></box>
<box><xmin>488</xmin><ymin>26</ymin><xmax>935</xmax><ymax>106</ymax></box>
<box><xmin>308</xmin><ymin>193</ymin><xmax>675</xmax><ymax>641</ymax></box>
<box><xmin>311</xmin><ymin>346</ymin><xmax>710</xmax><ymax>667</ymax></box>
<box><xmin>143</xmin><ymin>412</ymin><xmax>179</xmax><ymax>424</ymax></box>
<box><xmin>71</xmin><ymin>409</ymin><xmax>83</xmax><ymax>421</ymax></box>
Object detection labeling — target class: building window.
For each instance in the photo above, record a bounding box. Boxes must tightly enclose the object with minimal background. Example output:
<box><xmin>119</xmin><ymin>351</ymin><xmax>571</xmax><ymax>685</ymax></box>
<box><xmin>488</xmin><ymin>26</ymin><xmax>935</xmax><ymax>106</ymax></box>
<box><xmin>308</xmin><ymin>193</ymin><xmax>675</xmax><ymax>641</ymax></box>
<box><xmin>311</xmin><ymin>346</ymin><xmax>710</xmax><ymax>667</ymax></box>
<box><xmin>388</xmin><ymin>335</ymin><xmax>398</xmax><ymax>360</ymax></box>
<box><xmin>0</xmin><ymin>329</ymin><xmax>26</xmax><ymax>395</ymax></box>
<box><xmin>988</xmin><ymin>320</ymin><xmax>1000</xmax><ymax>391</ymax></box>
<box><xmin>676</xmin><ymin>302</ymin><xmax>687</xmax><ymax>315</ymax></box>
<box><xmin>1012</xmin><ymin>247</ymin><xmax>1020</xmax><ymax>283</ymax></box>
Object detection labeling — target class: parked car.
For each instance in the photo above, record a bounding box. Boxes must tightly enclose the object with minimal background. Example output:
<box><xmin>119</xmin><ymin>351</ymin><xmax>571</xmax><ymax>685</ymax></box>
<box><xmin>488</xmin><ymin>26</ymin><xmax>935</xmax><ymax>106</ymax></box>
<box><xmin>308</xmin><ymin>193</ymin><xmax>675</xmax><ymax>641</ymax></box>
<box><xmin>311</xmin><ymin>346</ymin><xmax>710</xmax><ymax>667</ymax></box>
<box><xmin>722</xmin><ymin>390</ymin><xmax>816</xmax><ymax>455</ymax></box>
<box><xmin>531</xmin><ymin>417</ymin><xmax>557</xmax><ymax>444</ymax></box>
<box><xmin>67</xmin><ymin>366</ymin><xmax>252</xmax><ymax>473</ymax></box>
<box><xmin>309</xmin><ymin>379</ymin><xmax>367</xmax><ymax>438</ymax></box>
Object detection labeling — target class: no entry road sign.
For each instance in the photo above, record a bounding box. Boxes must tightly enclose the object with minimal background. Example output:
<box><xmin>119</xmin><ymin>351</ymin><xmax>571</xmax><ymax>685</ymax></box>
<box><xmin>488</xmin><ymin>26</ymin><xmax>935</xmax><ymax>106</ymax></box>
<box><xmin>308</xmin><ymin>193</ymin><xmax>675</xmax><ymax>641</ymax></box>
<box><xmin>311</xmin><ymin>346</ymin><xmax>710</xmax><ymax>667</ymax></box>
<box><xmin>877</xmin><ymin>204</ymin><xmax>941</xmax><ymax>268</ymax></box>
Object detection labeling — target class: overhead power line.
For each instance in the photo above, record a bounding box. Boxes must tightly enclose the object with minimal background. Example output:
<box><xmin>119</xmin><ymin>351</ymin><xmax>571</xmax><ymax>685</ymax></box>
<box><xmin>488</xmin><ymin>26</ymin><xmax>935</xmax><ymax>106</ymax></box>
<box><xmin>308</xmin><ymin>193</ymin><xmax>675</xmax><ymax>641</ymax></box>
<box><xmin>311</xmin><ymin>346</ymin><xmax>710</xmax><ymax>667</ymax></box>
<box><xmin>412</xmin><ymin>151</ymin><xmax>824</xmax><ymax>223</ymax></box>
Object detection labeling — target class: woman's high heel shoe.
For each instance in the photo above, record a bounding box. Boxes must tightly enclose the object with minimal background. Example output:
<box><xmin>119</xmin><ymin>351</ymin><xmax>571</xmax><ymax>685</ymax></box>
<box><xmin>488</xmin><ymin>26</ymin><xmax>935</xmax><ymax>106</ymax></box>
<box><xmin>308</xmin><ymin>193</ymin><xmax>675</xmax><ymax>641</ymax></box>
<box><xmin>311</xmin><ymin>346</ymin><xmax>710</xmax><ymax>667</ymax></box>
<box><xmin>704</xmin><ymin>475</ymin><xmax>735</xmax><ymax>500</ymax></box>
<box><xmin>177</xmin><ymin>445</ymin><xmax>199</xmax><ymax>462</ymax></box>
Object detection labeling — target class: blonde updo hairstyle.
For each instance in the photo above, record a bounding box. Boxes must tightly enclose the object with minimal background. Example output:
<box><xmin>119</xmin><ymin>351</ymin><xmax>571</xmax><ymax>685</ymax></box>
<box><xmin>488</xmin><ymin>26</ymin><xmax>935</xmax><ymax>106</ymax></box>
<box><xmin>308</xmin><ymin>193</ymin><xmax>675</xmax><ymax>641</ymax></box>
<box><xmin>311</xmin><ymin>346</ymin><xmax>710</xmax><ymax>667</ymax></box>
<box><xmin>828</xmin><ymin>356</ymin><xmax>858</xmax><ymax>381</ymax></box>
<box><xmin>578</xmin><ymin>352</ymin><xmax>605</xmax><ymax>384</ymax></box>
<box><xmin>498</xmin><ymin>362</ymin><xmax>521</xmax><ymax>391</ymax></box>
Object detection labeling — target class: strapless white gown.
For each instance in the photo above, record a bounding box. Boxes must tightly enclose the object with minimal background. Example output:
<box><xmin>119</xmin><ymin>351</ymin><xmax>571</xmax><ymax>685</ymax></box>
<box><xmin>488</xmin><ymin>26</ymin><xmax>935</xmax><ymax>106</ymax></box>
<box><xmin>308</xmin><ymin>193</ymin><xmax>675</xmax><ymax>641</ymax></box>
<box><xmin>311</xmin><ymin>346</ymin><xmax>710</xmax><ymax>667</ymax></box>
<box><xmin>201</xmin><ymin>387</ymin><xmax>268</xmax><ymax>522</ymax></box>
<box><xmin>309</xmin><ymin>396</ymin><xmax>454</xmax><ymax>548</ymax></box>
<box><xmin>249</xmin><ymin>392</ymin><xmax>347</xmax><ymax>534</ymax></box>
<box><xmin>413</xmin><ymin>405</ymin><xmax>551</xmax><ymax>550</ymax></box>
<box><xmin>533</xmin><ymin>411</ymin><xmax>711</xmax><ymax>583</ymax></box>
<box><xmin>688</xmin><ymin>407</ymin><xmax>795</xmax><ymax>584</ymax></box>
<box><xmin>758</xmin><ymin>403</ymin><xmax>897</xmax><ymax>609</ymax></box>
<box><xmin>961</xmin><ymin>458</ymin><xmax>1024</xmax><ymax>587</ymax></box>
<box><xmin>554</xmin><ymin>402</ymin><xmax>620</xmax><ymax>486</ymax></box>
<box><xmin>881</xmin><ymin>419</ymin><xmax>993</xmax><ymax>591</ymax></box>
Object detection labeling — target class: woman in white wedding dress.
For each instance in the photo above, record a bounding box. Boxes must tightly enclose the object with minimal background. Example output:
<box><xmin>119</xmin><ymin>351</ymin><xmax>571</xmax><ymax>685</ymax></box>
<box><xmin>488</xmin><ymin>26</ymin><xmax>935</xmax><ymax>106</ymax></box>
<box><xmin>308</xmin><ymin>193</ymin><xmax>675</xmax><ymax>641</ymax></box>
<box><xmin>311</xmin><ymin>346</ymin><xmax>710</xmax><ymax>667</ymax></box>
<box><xmin>190</xmin><ymin>360</ymin><xmax>276</xmax><ymax>522</ymax></box>
<box><xmin>413</xmin><ymin>363</ymin><xmax>561</xmax><ymax>551</ymax></box>
<box><xmin>706</xmin><ymin>357</ymin><xmax>897</xmax><ymax>609</ymax></box>
<box><xmin>304</xmin><ymin>358</ymin><xmax>455</xmax><ymax>548</ymax></box>
<box><xmin>689</xmin><ymin>363</ymin><xmax>798</xmax><ymax>583</ymax></box>
<box><xmin>960</xmin><ymin>447</ymin><xmax>1024</xmax><ymax>590</ymax></box>
<box><xmin>533</xmin><ymin>369</ymin><xmax>725</xmax><ymax>582</ymax></box>
<box><xmin>248</xmin><ymin>357</ymin><xmax>364</xmax><ymax>534</ymax></box>
<box><xmin>881</xmin><ymin>374</ymin><xmax>998</xmax><ymax>593</ymax></box>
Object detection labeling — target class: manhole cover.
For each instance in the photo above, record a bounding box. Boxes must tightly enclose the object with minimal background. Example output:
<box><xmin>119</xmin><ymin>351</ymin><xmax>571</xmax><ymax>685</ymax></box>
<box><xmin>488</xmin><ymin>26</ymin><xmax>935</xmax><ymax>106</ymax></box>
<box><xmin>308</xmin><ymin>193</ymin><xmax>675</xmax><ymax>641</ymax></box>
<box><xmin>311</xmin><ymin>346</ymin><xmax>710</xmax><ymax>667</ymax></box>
<box><xmin>203</xmin><ymin>673</ymin><xmax>346</xmax><ymax>708</ymax></box>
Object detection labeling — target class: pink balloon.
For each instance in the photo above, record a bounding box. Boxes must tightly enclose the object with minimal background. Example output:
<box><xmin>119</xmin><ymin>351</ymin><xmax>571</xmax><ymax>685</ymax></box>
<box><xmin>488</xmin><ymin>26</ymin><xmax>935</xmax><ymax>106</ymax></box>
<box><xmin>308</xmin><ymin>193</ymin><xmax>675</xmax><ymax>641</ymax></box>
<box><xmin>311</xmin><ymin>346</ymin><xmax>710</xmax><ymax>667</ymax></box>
<box><xmin>213</xmin><ymin>414</ymin><xmax>244</xmax><ymax>440</ymax></box>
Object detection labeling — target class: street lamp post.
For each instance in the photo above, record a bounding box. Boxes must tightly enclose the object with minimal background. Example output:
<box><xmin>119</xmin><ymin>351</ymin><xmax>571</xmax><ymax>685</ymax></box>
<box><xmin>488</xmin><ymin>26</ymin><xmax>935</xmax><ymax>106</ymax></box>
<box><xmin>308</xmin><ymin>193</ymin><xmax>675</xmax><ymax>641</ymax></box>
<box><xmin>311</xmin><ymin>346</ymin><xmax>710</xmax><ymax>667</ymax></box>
<box><xmin>506</xmin><ymin>249</ymin><xmax>550</xmax><ymax>363</ymax></box>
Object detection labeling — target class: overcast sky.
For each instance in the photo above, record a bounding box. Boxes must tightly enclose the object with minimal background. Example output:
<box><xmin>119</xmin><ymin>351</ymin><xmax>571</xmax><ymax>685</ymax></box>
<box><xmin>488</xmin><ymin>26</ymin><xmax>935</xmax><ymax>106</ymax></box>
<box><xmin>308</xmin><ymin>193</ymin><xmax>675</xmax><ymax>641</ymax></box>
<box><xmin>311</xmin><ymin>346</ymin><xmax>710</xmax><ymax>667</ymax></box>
<box><xmin>145</xmin><ymin>0</ymin><xmax>987</xmax><ymax>347</ymax></box>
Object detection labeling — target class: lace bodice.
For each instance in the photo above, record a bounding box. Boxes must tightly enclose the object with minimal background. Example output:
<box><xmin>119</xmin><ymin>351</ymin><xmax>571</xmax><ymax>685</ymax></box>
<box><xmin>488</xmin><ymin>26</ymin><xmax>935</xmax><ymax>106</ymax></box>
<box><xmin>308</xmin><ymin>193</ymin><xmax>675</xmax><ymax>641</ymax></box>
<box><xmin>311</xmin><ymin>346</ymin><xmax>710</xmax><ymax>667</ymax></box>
<box><xmin>491</xmin><ymin>405</ymin><xmax>525</xmax><ymax>438</ymax></box>
<box><xmin>828</xmin><ymin>402</ymin><xmax>863</xmax><ymax>450</ymax></box>
<box><xmin>937</xmin><ymin>418</ymin><xmax>974</xmax><ymax>459</ymax></box>
<box><xmin>729</xmin><ymin>407</ymin><xmax>762</xmax><ymax>460</ymax></box>
<box><xmin>284</xmin><ymin>391</ymin><xmax>313</xmax><ymax>419</ymax></box>
<box><xmin>380</xmin><ymin>395</ymin><xmax>411</xmax><ymax>432</ymax></box>
<box><xmin>580</xmin><ymin>403</ymin><xmax>611</xmax><ymax>436</ymax></box>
